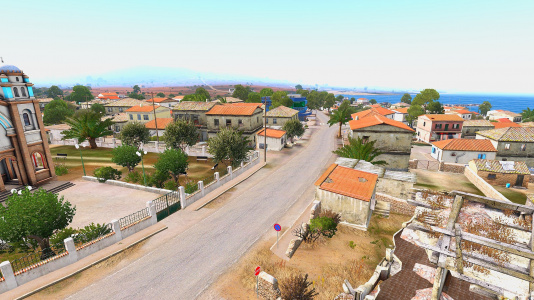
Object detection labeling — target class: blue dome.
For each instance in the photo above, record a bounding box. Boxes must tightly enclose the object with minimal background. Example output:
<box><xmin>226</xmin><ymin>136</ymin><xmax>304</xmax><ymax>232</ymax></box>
<box><xmin>0</xmin><ymin>65</ymin><xmax>21</xmax><ymax>72</ymax></box>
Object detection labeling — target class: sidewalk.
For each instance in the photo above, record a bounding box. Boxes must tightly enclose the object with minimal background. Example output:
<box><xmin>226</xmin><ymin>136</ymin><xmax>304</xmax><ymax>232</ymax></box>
<box><xmin>4</xmin><ymin>223</ymin><xmax>167</xmax><ymax>300</ymax></box>
<box><xmin>185</xmin><ymin>161</ymin><xmax>267</xmax><ymax>211</ymax></box>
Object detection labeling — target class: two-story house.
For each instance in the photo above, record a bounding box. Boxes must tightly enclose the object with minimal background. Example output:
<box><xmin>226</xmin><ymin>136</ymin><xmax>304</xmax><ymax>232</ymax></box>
<box><xmin>125</xmin><ymin>105</ymin><xmax>171</xmax><ymax>124</ymax></box>
<box><xmin>172</xmin><ymin>101</ymin><xmax>218</xmax><ymax>142</ymax></box>
<box><xmin>205</xmin><ymin>104</ymin><xmax>264</xmax><ymax>143</ymax></box>
<box><xmin>461</xmin><ymin>120</ymin><xmax>494</xmax><ymax>139</ymax></box>
<box><xmin>392</xmin><ymin>107</ymin><xmax>409</xmax><ymax>125</ymax></box>
<box><xmin>148</xmin><ymin>97</ymin><xmax>180</xmax><ymax>108</ymax></box>
<box><xmin>476</xmin><ymin>127</ymin><xmax>534</xmax><ymax>167</ymax></box>
<box><xmin>265</xmin><ymin>105</ymin><xmax>299</xmax><ymax>128</ymax></box>
<box><xmin>446</xmin><ymin>109</ymin><xmax>475</xmax><ymax>120</ymax></box>
<box><xmin>104</xmin><ymin>98</ymin><xmax>148</xmax><ymax>115</ymax></box>
<box><xmin>416</xmin><ymin>114</ymin><xmax>464</xmax><ymax>143</ymax></box>
<box><xmin>349</xmin><ymin>114</ymin><xmax>415</xmax><ymax>171</ymax></box>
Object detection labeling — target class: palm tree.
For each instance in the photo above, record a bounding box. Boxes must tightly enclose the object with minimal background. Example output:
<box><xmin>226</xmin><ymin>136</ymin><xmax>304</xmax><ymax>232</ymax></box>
<box><xmin>327</xmin><ymin>100</ymin><xmax>355</xmax><ymax>137</ymax></box>
<box><xmin>62</xmin><ymin>111</ymin><xmax>114</xmax><ymax>149</ymax></box>
<box><xmin>521</xmin><ymin>107</ymin><xmax>534</xmax><ymax>122</ymax></box>
<box><xmin>333</xmin><ymin>137</ymin><xmax>387</xmax><ymax>165</ymax></box>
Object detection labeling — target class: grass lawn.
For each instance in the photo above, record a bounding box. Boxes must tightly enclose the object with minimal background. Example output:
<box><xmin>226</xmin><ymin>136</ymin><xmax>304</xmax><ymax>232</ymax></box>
<box><xmin>411</xmin><ymin>169</ymin><xmax>484</xmax><ymax>195</ymax></box>
<box><xmin>494</xmin><ymin>186</ymin><xmax>527</xmax><ymax>205</ymax></box>
<box><xmin>50</xmin><ymin>145</ymin><xmax>227</xmax><ymax>185</ymax></box>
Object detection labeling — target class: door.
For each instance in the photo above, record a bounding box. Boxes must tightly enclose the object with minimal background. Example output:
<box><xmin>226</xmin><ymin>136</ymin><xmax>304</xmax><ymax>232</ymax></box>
<box><xmin>516</xmin><ymin>175</ymin><xmax>524</xmax><ymax>186</ymax></box>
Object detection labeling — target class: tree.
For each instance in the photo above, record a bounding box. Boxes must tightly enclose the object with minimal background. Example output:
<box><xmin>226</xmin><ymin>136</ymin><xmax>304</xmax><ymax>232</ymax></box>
<box><xmin>327</xmin><ymin>100</ymin><xmax>355</xmax><ymax>137</ymax></box>
<box><xmin>370</xmin><ymin>99</ymin><xmax>377</xmax><ymax>104</ymax></box>
<box><xmin>0</xmin><ymin>188</ymin><xmax>75</xmax><ymax>258</ymax></box>
<box><xmin>195</xmin><ymin>87</ymin><xmax>210</xmax><ymax>101</ymax></box>
<box><xmin>62</xmin><ymin>111</ymin><xmax>113</xmax><ymax>149</ymax></box>
<box><xmin>333</xmin><ymin>137</ymin><xmax>387</xmax><ymax>165</ymax></box>
<box><xmin>479</xmin><ymin>101</ymin><xmax>492</xmax><ymax>116</ymax></box>
<box><xmin>43</xmin><ymin>98</ymin><xmax>75</xmax><ymax>125</ymax></box>
<box><xmin>273</xmin><ymin>96</ymin><xmax>293</xmax><ymax>108</ymax></box>
<box><xmin>412</xmin><ymin>89</ymin><xmax>440</xmax><ymax>111</ymax></box>
<box><xmin>120</xmin><ymin>122</ymin><xmax>150</xmax><ymax>148</ymax></box>
<box><xmin>67</xmin><ymin>85</ymin><xmax>93</xmax><ymax>103</ymax></box>
<box><xmin>336</xmin><ymin>95</ymin><xmax>344</xmax><ymax>102</ymax></box>
<box><xmin>282</xmin><ymin>119</ymin><xmax>305</xmax><ymax>142</ymax></box>
<box><xmin>154</xmin><ymin>148</ymin><xmax>188</xmax><ymax>185</ymax></box>
<box><xmin>522</xmin><ymin>108</ymin><xmax>534</xmax><ymax>122</ymax></box>
<box><xmin>208</xmin><ymin>128</ymin><xmax>252</xmax><ymax>167</ymax></box>
<box><xmin>324</xmin><ymin>93</ymin><xmax>336</xmax><ymax>110</ymax></box>
<box><xmin>162</xmin><ymin>120</ymin><xmax>199</xmax><ymax>151</ymax></box>
<box><xmin>406</xmin><ymin>104</ymin><xmax>425</xmax><ymax>127</ymax></box>
<box><xmin>156</xmin><ymin>92</ymin><xmax>165</xmax><ymax>98</ymax></box>
<box><xmin>133</xmin><ymin>85</ymin><xmax>141</xmax><ymax>94</ymax></box>
<box><xmin>128</xmin><ymin>92</ymin><xmax>145</xmax><ymax>100</ymax></box>
<box><xmin>427</xmin><ymin>101</ymin><xmax>444</xmax><ymax>114</ymax></box>
<box><xmin>91</xmin><ymin>103</ymin><xmax>106</xmax><ymax>115</ymax></box>
<box><xmin>350</xmin><ymin>97</ymin><xmax>356</xmax><ymax>103</ymax></box>
<box><xmin>246</xmin><ymin>92</ymin><xmax>261</xmax><ymax>103</ymax></box>
<box><xmin>401</xmin><ymin>93</ymin><xmax>412</xmax><ymax>104</ymax></box>
<box><xmin>297</xmin><ymin>89</ymin><xmax>309</xmax><ymax>97</ymax></box>
<box><xmin>168</xmin><ymin>93</ymin><xmax>176</xmax><ymax>98</ymax></box>
<box><xmin>182</xmin><ymin>94</ymin><xmax>206</xmax><ymax>102</ymax></box>
<box><xmin>271</xmin><ymin>90</ymin><xmax>288</xmax><ymax>104</ymax></box>
<box><xmin>259</xmin><ymin>88</ymin><xmax>274</xmax><ymax>97</ymax></box>
<box><xmin>47</xmin><ymin>85</ymin><xmax>63</xmax><ymax>99</ymax></box>
<box><xmin>232</xmin><ymin>84</ymin><xmax>250</xmax><ymax>100</ymax></box>
<box><xmin>295</xmin><ymin>84</ymin><xmax>303</xmax><ymax>90</ymax></box>
<box><xmin>111</xmin><ymin>145</ymin><xmax>142</xmax><ymax>173</ymax></box>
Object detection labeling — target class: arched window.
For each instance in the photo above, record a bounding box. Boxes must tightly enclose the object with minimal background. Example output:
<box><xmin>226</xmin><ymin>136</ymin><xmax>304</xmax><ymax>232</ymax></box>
<box><xmin>31</xmin><ymin>152</ymin><xmax>47</xmax><ymax>171</ymax></box>
<box><xmin>16</xmin><ymin>77</ymin><xmax>19</xmax><ymax>82</ymax></box>
<box><xmin>21</xmin><ymin>87</ymin><xmax>27</xmax><ymax>97</ymax></box>
<box><xmin>13</xmin><ymin>87</ymin><xmax>19</xmax><ymax>97</ymax></box>
<box><xmin>23</xmin><ymin>113</ymin><xmax>31</xmax><ymax>126</ymax></box>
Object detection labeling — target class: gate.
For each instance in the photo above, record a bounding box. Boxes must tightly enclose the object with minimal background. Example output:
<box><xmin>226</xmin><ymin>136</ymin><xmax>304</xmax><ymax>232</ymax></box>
<box><xmin>416</xmin><ymin>160</ymin><xmax>439</xmax><ymax>171</ymax></box>
<box><xmin>153</xmin><ymin>192</ymin><xmax>181</xmax><ymax>221</ymax></box>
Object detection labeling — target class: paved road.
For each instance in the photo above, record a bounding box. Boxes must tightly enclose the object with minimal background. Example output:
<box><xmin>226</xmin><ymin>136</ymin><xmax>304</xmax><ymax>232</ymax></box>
<box><xmin>66</xmin><ymin>111</ymin><xmax>337</xmax><ymax>300</ymax></box>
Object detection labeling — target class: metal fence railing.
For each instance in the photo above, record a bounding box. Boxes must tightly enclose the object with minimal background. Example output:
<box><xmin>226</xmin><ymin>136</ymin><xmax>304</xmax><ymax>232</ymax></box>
<box><xmin>11</xmin><ymin>247</ymin><xmax>66</xmax><ymax>273</ymax></box>
<box><xmin>119</xmin><ymin>207</ymin><xmax>150</xmax><ymax>229</ymax></box>
<box><xmin>73</xmin><ymin>223</ymin><xmax>113</xmax><ymax>249</ymax></box>
<box><xmin>153</xmin><ymin>192</ymin><xmax>181</xmax><ymax>221</ymax></box>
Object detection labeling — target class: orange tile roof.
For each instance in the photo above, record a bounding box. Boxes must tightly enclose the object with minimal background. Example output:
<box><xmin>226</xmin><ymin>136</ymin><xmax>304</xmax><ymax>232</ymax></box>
<box><xmin>492</xmin><ymin>122</ymin><xmax>521</xmax><ymax>129</ymax></box>
<box><xmin>497</xmin><ymin>118</ymin><xmax>513</xmax><ymax>123</ymax></box>
<box><xmin>205</xmin><ymin>104</ymin><xmax>261</xmax><ymax>116</ymax></box>
<box><xmin>144</xmin><ymin>118</ymin><xmax>173</xmax><ymax>130</ymax></box>
<box><xmin>351</xmin><ymin>107</ymin><xmax>396</xmax><ymax>120</ymax></box>
<box><xmin>451</xmin><ymin>109</ymin><xmax>472</xmax><ymax>114</ymax></box>
<box><xmin>431</xmin><ymin>139</ymin><xmax>496</xmax><ymax>152</ymax></box>
<box><xmin>256</xmin><ymin>128</ymin><xmax>286</xmax><ymax>138</ymax></box>
<box><xmin>232</xmin><ymin>103</ymin><xmax>263</xmax><ymax>108</ymax></box>
<box><xmin>420</xmin><ymin>114</ymin><xmax>464</xmax><ymax>121</ymax></box>
<box><xmin>126</xmin><ymin>105</ymin><xmax>160</xmax><ymax>112</ymax></box>
<box><xmin>314</xmin><ymin>164</ymin><xmax>378</xmax><ymax>201</ymax></box>
<box><xmin>149</xmin><ymin>97</ymin><xmax>172</xmax><ymax>103</ymax></box>
<box><xmin>349</xmin><ymin>114</ymin><xmax>415</xmax><ymax>132</ymax></box>
<box><xmin>100</xmin><ymin>93</ymin><xmax>117</xmax><ymax>96</ymax></box>
<box><xmin>393</xmin><ymin>107</ymin><xmax>409</xmax><ymax>114</ymax></box>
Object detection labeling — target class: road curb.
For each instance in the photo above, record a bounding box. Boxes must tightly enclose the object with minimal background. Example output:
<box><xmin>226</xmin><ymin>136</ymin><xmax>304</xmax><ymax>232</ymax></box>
<box><xmin>14</xmin><ymin>225</ymin><xmax>168</xmax><ymax>300</ymax></box>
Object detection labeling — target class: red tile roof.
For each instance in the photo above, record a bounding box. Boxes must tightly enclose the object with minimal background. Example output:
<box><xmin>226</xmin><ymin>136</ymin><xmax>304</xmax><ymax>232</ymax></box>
<box><xmin>451</xmin><ymin>109</ymin><xmax>472</xmax><ymax>114</ymax></box>
<box><xmin>349</xmin><ymin>114</ymin><xmax>415</xmax><ymax>131</ymax></box>
<box><xmin>149</xmin><ymin>97</ymin><xmax>172</xmax><ymax>103</ymax></box>
<box><xmin>492</xmin><ymin>122</ymin><xmax>521</xmax><ymax>129</ymax></box>
<box><xmin>497</xmin><ymin>118</ymin><xmax>513</xmax><ymax>123</ymax></box>
<box><xmin>314</xmin><ymin>164</ymin><xmax>378</xmax><ymax>202</ymax></box>
<box><xmin>256</xmin><ymin>128</ymin><xmax>286</xmax><ymax>138</ymax></box>
<box><xmin>393</xmin><ymin>107</ymin><xmax>409</xmax><ymax>114</ymax></box>
<box><xmin>126</xmin><ymin>105</ymin><xmax>160</xmax><ymax>112</ymax></box>
<box><xmin>431</xmin><ymin>139</ymin><xmax>496</xmax><ymax>152</ymax></box>
<box><xmin>205</xmin><ymin>104</ymin><xmax>262</xmax><ymax>116</ymax></box>
<box><xmin>420</xmin><ymin>114</ymin><xmax>464</xmax><ymax>121</ymax></box>
<box><xmin>144</xmin><ymin>118</ymin><xmax>173</xmax><ymax>130</ymax></box>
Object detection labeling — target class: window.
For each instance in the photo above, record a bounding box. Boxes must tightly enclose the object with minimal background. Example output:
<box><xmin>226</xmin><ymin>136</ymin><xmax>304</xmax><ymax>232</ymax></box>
<box><xmin>23</xmin><ymin>113</ymin><xmax>31</xmax><ymax>126</ymax></box>
<box><xmin>21</xmin><ymin>87</ymin><xmax>27</xmax><ymax>97</ymax></box>
<box><xmin>13</xmin><ymin>87</ymin><xmax>19</xmax><ymax>97</ymax></box>
<box><xmin>521</xmin><ymin>144</ymin><xmax>526</xmax><ymax>151</ymax></box>
<box><xmin>226</xmin><ymin>119</ymin><xmax>232</xmax><ymax>127</ymax></box>
<box><xmin>362</xmin><ymin>136</ymin><xmax>370</xmax><ymax>143</ymax></box>
<box><xmin>115</xmin><ymin>126</ymin><xmax>120</xmax><ymax>132</ymax></box>
<box><xmin>432</xmin><ymin>147</ymin><xmax>436</xmax><ymax>154</ymax></box>
<box><xmin>119</xmin><ymin>107</ymin><xmax>123</xmax><ymax>112</ymax></box>
<box><xmin>238</xmin><ymin>119</ymin><xmax>243</xmax><ymax>127</ymax></box>
<box><xmin>214</xmin><ymin>119</ymin><xmax>219</xmax><ymax>126</ymax></box>
<box><xmin>502</xmin><ymin>158</ymin><xmax>508</xmax><ymax>161</ymax></box>
<box><xmin>423</xmin><ymin>122</ymin><xmax>426</xmax><ymax>126</ymax></box>
<box><xmin>257</xmin><ymin>117</ymin><xmax>259</xmax><ymax>123</ymax></box>
<box><xmin>143</xmin><ymin>115</ymin><xmax>149</xmax><ymax>120</ymax></box>
<box><xmin>453</xmin><ymin>124</ymin><xmax>459</xmax><ymax>129</ymax></box>
<box><xmin>108</xmin><ymin>107</ymin><xmax>112</xmax><ymax>112</ymax></box>
<box><xmin>466</xmin><ymin>129</ymin><xmax>470</xmax><ymax>133</ymax></box>
<box><xmin>478</xmin><ymin>154</ymin><xmax>486</xmax><ymax>159</ymax></box>
<box><xmin>435</xmin><ymin>124</ymin><xmax>442</xmax><ymax>129</ymax></box>
<box><xmin>505</xmin><ymin>143</ymin><xmax>510</xmax><ymax>150</ymax></box>
<box><xmin>137</xmin><ymin>114</ymin><xmax>141</xmax><ymax>120</ymax></box>
<box><xmin>273</xmin><ymin>118</ymin><xmax>277</xmax><ymax>124</ymax></box>
<box><xmin>488</xmin><ymin>174</ymin><xmax>497</xmax><ymax>179</ymax></box>
<box><xmin>16</xmin><ymin>77</ymin><xmax>19</xmax><ymax>82</ymax></box>
<box><xmin>129</xmin><ymin>114</ymin><xmax>133</xmax><ymax>120</ymax></box>
<box><xmin>444</xmin><ymin>124</ymin><xmax>449</xmax><ymax>130</ymax></box>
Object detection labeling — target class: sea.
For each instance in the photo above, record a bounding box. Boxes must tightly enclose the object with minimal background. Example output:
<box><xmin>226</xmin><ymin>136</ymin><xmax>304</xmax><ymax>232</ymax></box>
<box><xmin>339</xmin><ymin>94</ymin><xmax>534</xmax><ymax>113</ymax></box>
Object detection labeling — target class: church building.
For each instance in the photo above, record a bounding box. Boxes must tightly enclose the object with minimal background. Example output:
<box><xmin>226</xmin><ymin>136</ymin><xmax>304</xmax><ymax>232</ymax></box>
<box><xmin>0</xmin><ymin>64</ymin><xmax>55</xmax><ymax>191</ymax></box>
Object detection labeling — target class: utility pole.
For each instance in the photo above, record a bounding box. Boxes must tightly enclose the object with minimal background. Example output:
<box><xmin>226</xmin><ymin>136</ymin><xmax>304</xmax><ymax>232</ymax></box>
<box><xmin>263</xmin><ymin>97</ymin><xmax>267</xmax><ymax>163</ymax></box>
<box><xmin>151</xmin><ymin>92</ymin><xmax>160</xmax><ymax>143</ymax></box>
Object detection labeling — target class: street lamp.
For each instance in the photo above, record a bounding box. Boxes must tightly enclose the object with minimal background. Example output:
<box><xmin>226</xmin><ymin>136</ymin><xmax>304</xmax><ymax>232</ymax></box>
<box><xmin>136</xmin><ymin>150</ymin><xmax>148</xmax><ymax>186</ymax></box>
<box><xmin>75</xmin><ymin>143</ymin><xmax>86</xmax><ymax>176</ymax></box>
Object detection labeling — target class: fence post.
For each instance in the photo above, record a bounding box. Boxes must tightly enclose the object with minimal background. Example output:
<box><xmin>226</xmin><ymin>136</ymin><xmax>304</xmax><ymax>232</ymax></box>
<box><xmin>110</xmin><ymin>219</ymin><xmax>122</xmax><ymax>242</ymax></box>
<box><xmin>179</xmin><ymin>186</ymin><xmax>187</xmax><ymax>209</ymax></box>
<box><xmin>112</xmin><ymin>138</ymin><xmax>117</xmax><ymax>148</ymax></box>
<box><xmin>202</xmin><ymin>146</ymin><xmax>206</xmax><ymax>156</ymax></box>
<box><xmin>147</xmin><ymin>200</ymin><xmax>157</xmax><ymax>225</ymax></box>
<box><xmin>240</xmin><ymin>161</ymin><xmax>244</xmax><ymax>168</ymax></box>
<box><xmin>155</xmin><ymin>141</ymin><xmax>159</xmax><ymax>152</ymax></box>
<box><xmin>214</xmin><ymin>172</ymin><xmax>220</xmax><ymax>182</ymax></box>
<box><xmin>64</xmin><ymin>237</ymin><xmax>78</xmax><ymax>264</ymax></box>
<box><xmin>0</xmin><ymin>261</ymin><xmax>18</xmax><ymax>289</ymax></box>
<box><xmin>228</xmin><ymin>166</ymin><xmax>233</xmax><ymax>180</ymax></box>
<box><xmin>198</xmin><ymin>181</ymin><xmax>205</xmax><ymax>197</ymax></box>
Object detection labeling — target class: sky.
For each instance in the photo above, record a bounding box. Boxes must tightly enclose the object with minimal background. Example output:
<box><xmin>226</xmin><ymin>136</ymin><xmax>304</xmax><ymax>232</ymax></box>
<box><xmin>2</xmin><ymin>0</ymin><xmax>534</xmax><ymax>94</ymax></box>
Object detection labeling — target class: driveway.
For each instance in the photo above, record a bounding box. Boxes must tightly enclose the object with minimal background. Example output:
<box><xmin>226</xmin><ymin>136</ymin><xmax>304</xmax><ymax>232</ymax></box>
<box><xmin>60</xmin><ymin>111</ymin><xmax>337</xmax><ymax>300</ymax></box>
<box><xmin>410</xmin><ymin>145</ymin><xmax>436</xmax><ymax>161</ymax></box>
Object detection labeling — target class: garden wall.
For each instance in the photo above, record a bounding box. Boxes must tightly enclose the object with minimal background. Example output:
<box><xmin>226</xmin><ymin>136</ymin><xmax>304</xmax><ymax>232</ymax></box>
<box><xmin>375</xmin><ymin>193</ymin><xmax>416</xmax><ymax>216</ymax></box>
<box><xmin>439</xmin><ymin>162</ymin><xmax>465</xmax><ymax>173</ymax></box>
<box><xmin>82</xmin><ymin>176</ymin><xmax>172</xmax><ymax>195</ymax></box>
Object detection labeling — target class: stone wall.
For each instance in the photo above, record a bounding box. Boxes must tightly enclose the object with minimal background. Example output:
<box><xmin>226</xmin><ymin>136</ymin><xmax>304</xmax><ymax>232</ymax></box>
<box><xmin>376</xmin><ymin>193</ymin><xmax>415</xmax><ymax>216</ymax></box>
<box><xmin>315</xmin><ymin>188</ymin><xmax>371</xmax><ymax>228</ymax></box>
<box><xmin>438</xmin><ymin>162</ymin><xmax>465</xmax><ymax>173</ymax></box>
<box><xmin>257</xmin><ymin>271</ymin><xmax>281</xmax><ymax>300</ymax></box>
<box><xmin>376</xmin><ymin>177</ymin><xmax>414</xmax><ymax>199</ymax></box>
<box><xmin>409</xmin><ymin>159</ymin><xmax>418</xmax><ymax>169</ymax></box>
<box><xmin>476</xmin><ymin>170</ymin><xmax>529</xmax><ymax>188</ymax></box>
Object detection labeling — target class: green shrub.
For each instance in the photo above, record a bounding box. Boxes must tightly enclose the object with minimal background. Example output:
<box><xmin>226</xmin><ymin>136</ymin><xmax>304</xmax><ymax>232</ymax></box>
<box><xmin>124</xmin><ymin>171</ymin><xmax>142</xmax><ymax>184</ymax></box>
<box><xmin>310</xmin><ymin>216</ymin><xmax>338</xmax><ymax>238</ymax></box>
<box><xmin>94</xmin><ymin>166</ymin><xmax>122</xmax><ymax>183</ymax></box>
<box><xmin>76</xmin><ymin>223</ymin><xmax>112</xmax><ymax>244</ymax></box>
<box><xmin>55</xmin><ymin>164</ymin><xmax>69</xmax><ymax>176</ymax></box>
<box><xmin>184</xmin><ymin>181</ymin><xmax>198</xmax><ymax>194</ymax></box>
<box><xmin>50</xmin><ymin>227</ymin><xmax>78</xmax><ymax>250</ymax></box>
<box><xmin>164</xmin><ymin>180</ymin><xmax>178</xmax><ymax>190</ymax></box>
<box><xmin>318</xmin><ymin>209</ymin><xmax>341</xmax><ymax>224</ymax></box>
<box><xmin>149</xmin><ymin>170</ymin><xmax>170</xmax><ymax>188</ymax></box>
<box><xmin>349</xmin><ymin>241</ymin><xmax>356</xmax><ymax>249</ymax></box>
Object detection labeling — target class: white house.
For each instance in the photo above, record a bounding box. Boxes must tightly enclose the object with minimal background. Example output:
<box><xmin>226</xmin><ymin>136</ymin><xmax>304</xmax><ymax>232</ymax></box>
<box><xmin>144</xmin><ymin>118</ymin><xmax>173</xmax><ymax>137</ymax></box>
<box><xmin>392</xmin><ymin>107</ymin><xmax>409</xmax><ymax>124</ymax></box>
<box><xmin>255</xmin><ymin>128</ymin><xmax>287</xmax><ymax>151</ymax></box>
<box><xmin>446</xmin><ymin>109</ymin><xmax>474</xmax><ymax>120</ymax></box>
<box><xmin>430</xmin><ymin>138</ymin><xmax>497</xmax><ymax>164</ymax></box>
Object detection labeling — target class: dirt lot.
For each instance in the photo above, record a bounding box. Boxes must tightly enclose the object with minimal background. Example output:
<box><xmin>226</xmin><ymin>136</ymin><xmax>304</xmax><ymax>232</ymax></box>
<box><xmin>211</xmin><ymin>213</ymin><xmax>411</xmax><ymax>300</ymax></box>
